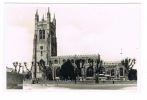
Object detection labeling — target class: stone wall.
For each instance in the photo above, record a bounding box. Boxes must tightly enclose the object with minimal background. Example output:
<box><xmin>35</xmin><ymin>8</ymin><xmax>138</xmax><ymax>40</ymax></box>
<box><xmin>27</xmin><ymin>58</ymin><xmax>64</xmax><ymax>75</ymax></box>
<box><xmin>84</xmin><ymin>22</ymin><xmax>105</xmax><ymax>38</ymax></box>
<box><xmin>7</xmin><ymin>72</ymin><xmax>23</xmax><ymax>89</ymax></box>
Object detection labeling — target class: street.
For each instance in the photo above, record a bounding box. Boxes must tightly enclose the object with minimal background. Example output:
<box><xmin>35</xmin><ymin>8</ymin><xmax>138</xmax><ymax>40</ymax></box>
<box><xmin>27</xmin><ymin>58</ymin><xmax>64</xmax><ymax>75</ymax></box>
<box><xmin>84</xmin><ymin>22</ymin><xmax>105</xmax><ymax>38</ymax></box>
<box><xmin>22</xmin><ymin>80</ymin><xmax>137</xmax><ymax>90</ymax></box>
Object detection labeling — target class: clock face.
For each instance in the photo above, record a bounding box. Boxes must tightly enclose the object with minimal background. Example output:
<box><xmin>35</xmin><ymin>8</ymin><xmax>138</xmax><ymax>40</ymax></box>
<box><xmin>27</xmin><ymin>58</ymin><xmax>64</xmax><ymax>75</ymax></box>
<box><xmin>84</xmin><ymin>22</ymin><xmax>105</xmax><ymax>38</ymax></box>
<box><xmin>40</xmin><ymin>46</ymin><xmax>43</xmax><ymax>50</ymax></box>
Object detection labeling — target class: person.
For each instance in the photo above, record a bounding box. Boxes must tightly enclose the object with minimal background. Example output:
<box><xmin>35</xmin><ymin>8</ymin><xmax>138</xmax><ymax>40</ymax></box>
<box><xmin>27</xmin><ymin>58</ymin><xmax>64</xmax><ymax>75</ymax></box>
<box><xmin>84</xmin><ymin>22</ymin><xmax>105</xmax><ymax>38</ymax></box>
<box><xmin>112</xmin><ymin>78</ymin><xmax>115</xmax><ymax>84</ymax></box>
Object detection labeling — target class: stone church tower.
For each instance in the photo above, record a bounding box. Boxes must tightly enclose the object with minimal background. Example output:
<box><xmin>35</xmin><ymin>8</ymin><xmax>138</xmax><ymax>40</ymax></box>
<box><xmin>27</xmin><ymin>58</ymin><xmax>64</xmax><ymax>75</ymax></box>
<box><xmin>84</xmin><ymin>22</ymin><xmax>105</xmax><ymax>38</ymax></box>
<box><xmin>31</xmin><ymin>7</ymin><xmax>126</xmax><ymax>81</ymax></box>
<box><xmin>32</xmin><ymin>8</ymin><xmax>57</xmax><ymax>78</ymax></box>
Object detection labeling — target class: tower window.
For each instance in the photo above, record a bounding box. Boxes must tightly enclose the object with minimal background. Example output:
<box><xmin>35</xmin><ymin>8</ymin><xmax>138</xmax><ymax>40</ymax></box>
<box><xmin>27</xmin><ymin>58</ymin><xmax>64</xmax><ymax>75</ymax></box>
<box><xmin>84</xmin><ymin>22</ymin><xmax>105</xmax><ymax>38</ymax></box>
<box><xmin>43</xmin><ymin>30</ymin><xmax>45</xmax><ymax>39</ymax></box>
<box><xmin>41</xmin><ymin>51</ymin><xmax>43</xmax><ymax>56</ymax></box>
<box><xmin>54</xmin><ymin>59</ymin><xmax>58</xmax><ymax>64</ymax></box>
<box><xmin>40</xmin><ymin>46</ymin><xmax>43</xmax><ymax>50</ymax></box>
<box><xmin>39</xmin><ymin>30</ymin><xmax>45</xmax><ymax>39</ymax></box>
<box><xmin>39</xmin><ymin>30</ymin><xmax>42</xmax><ymax>39</ymax></box>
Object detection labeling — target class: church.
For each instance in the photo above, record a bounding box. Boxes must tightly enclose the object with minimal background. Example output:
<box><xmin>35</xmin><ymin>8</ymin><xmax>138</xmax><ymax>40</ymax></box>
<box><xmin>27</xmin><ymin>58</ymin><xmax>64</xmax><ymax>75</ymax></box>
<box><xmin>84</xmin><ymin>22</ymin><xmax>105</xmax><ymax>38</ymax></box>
<box><xmin>32</xmin><ymin>7</ymin><xmax>126</xmax><ymax>81</ymax></box>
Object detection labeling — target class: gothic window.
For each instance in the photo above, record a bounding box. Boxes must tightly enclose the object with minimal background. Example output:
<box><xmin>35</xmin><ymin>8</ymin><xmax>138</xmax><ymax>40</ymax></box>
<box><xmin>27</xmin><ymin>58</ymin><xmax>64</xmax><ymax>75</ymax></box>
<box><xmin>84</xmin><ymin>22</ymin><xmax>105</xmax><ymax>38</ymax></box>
<box><xmin>49</xmin><ymin>61</ymin><xmax>52</xmax><ymax>66</ymax></box>
<box><xmin>56</xmin><ymin>67</ymin><xmax>60</xmax><ymax>77</ymax></box>
<box><xmin>41</xmin><ymin>51</ymin><xmax>43</xmax><ymax>56</ymax></box>
<box><xmin>43</xmin><ymin>30</ymin><xmax>45</xmax><ymax>39</ymax></box>
<box><xmin>39</xmin><ymin>30</ymin><xmax>45</xmax><ymax>39</ymax></box>
<box><xmin>62</xmin><ymin>59</ymin><xmax>66</xmax><ymax>63</ymax></box>
<box><xmin>54</xmin><ymin>59</ymin><xmax>58</xmax><ymax>64</ymax></box>
<box><xmin>40</xmin><ymin>46</ymin><xmax>43</xmax><ymax>50</ymax></box>
<box><xmin>106</xmin><ymin>69</ymin><xmax>110</xmax><ymax>75</ymax></box>
<box><xmin>87</xmin><ymin>67</ymin><xmax>93</xmax><ymax>77</ymax></box>
<box><xmin>120</xmin><ymin>68</ymin><xmax>124</xmax><ymax>76</ymax></box>
<box><xmin>99</xmin><ymin>67</ymin><xmax>105</xmax><ymax>74</ymax></box>
<box><xmin>111</xmin><ymin>69</ymin><xmax>115</xmax><ymax>76</ymax></box>
<box><xmin>39</xmin><ymin>30</ymin><xmax>42</xmax><ymax>39</ymax></box>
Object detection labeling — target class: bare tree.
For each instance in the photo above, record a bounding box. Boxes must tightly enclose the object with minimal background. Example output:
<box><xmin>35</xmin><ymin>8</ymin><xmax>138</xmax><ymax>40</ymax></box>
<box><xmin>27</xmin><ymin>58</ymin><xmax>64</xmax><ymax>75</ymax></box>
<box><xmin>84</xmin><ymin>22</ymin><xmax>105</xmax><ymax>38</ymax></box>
<box><xmin>23</xmin><ymin>62</ymin><xmax>32</xmax><ymax>80</ymax></box>
<box><xmin>13</xmin><ymin>62</ymin><xmax>18</xmax><ymax>73</ymax></box>
<box><xmin>13</xmin><ymin>62</ymin><xmax>22</xmax><ymax>73</ymax></box>
<box><xmin>95</xmin><ymin>54</ymin><xmax>103</xmax><ymax>84</ymax></box>
<box><xmin>17</xmin><ymin>63</ymin><xmax>22</xmax><ymax>73</ymax></box>
<box><xmin>121</xmin><ymin>58</ymin><xmax>136</xmax><ymax>80</ymax></box>
<box><xmin>37</xmin><ymin>60</ymin><xmax>53</xmax><ymax>80</ymax></box>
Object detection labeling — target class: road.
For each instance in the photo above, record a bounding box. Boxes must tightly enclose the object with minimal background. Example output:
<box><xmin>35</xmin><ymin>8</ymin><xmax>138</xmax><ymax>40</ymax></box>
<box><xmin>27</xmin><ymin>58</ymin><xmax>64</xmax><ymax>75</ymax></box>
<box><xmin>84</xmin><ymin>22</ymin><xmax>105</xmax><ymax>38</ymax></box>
<box><xmin>22</xmin><ymin>80</ymin><xmax>137</xmax><ymax>90</ymax></box>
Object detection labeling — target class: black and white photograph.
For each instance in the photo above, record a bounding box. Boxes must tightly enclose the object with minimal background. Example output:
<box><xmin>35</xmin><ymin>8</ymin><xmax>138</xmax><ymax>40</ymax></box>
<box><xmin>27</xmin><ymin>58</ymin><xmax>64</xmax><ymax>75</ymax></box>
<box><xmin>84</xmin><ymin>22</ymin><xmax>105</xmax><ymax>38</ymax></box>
<box><xmin>4</xmin><ymin>3</ymin><xmax>140</xmax><ymax>91</ymax></box>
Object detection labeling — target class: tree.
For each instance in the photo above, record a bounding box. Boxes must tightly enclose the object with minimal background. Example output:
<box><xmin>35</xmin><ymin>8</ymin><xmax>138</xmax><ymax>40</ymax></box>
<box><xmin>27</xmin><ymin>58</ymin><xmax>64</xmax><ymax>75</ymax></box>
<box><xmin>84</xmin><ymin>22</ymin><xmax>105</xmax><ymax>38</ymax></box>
<box><xmin>128</xmin><ymin>69</ymin><xmax>137</xmax><ymax>80</ymax></box>
<box><xmin>75</xmin><ymin>59</ymin><xmax>81</xmax><ymax>77</ymax></box>
<box><xmin>23</xmin><ymin>62</ymin><xmax>32</xmax><ymax>80</ymax></box>
<box><xmin>17</xmin><ymin>63</ymin><xmax>22</xmax><ymax>73</ymax></box>
<box><xmin>37</xmin><ymin>59</ymin><xmax>53</xmax><ymax>80</ymax></box>
<box><xmin>60</xmin><ymin>59</ymin><xmax>75</xmax><ymax>80</ymax></box>
<box><xmin>75</xmin><ymin>59</ymin><xmax>85</xmax><ymax>81</ymax></box>
<box><xmin>95</xmin><ymin>55</ymin><xmax>103</xmax><ymax>84</ymax></box>
<box><xmin>24</xmin><ymin>72</ymin><xmax>31</xmax><ymax>80</ymax></box>
<box><xmin>121</xmin><ymin>58</ymin><xmax>136</xmax><ymax>80</ymax></box>
<box><xmin>12</xmin><ymin>62</ymin><xmax>23</xmax><ymax>74</ymax></box>
<box><xmin>13</xmin><ymin>62</ymin><xmax>18</xmax><ymax>73</ymax></box>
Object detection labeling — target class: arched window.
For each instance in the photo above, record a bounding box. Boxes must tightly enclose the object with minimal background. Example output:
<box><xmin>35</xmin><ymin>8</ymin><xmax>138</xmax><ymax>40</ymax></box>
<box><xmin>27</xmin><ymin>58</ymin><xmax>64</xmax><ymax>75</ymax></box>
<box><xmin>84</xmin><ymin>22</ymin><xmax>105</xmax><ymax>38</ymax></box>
<box><xmin>56</xmin><ymin>67</ymin><xmax>60</xmax><ymax>77</ymax></box>
<box><xmin>62</xmin><ymin>59</ymin><xmax>66</xmax><ymax>63</ymax></box>
<box><xmin>111</xmin><ymin>69</ymin><xmax>115</xmax><ymax>76</ymax></box>
<box><xmin>120</xmin><ymin>68</ymin><xmax>124</xmax><ymax>76</ymax></box>
<box><xmin>99</xmin><ymin>67</ymin><xmax>105</xmax><ymax>74</ymax></box>
<box><xmin>41</xmin><ymin>51</ymin><xmax>43</xmax><ymax>56</ymax></box>
<box><xmin>39</xmin><ymin>30</ymin><xmax>42</xmax><ymax>39</ymax></box>
<box><xmin>87</xmin><ymin>67</ymin><xmax>93</xmax><ymax>77</ymax></box>
<box><xmin>54</xmin><ymin>59</ymin><xmax>58</xmax><ymax>64</ymax></box>
<box><xmin>43</xmin><ymin>30</ymin><xmax>45</xmax><ymax>39</ymax></box>
<box><xmin>106</xmin><ymin>69</ymin><xmax>110</xmax><ymax>75</ymax></box>
<box><xmin>39</xmin><ymin>30</ymin><xmax>45</xmax><ymax>39</ymax></box>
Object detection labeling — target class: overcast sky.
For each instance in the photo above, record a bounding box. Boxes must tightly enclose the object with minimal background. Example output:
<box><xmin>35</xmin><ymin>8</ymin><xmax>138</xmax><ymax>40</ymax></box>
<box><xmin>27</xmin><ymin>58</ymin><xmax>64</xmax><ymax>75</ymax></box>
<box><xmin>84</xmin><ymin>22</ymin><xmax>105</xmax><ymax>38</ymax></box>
<box><xmin>4</xmin><ymin>4</ymin><xmax>140</xmax><ymax>69</ymax></box>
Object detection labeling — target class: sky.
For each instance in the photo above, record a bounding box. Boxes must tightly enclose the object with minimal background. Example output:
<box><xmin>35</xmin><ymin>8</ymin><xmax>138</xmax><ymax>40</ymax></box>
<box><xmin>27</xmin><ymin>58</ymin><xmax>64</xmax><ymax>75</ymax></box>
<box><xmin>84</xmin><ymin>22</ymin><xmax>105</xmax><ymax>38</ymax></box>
<box><xmin>4</xmin><ymin>3</ymin><xmax>140</xmax><ymax>69</ymax></box>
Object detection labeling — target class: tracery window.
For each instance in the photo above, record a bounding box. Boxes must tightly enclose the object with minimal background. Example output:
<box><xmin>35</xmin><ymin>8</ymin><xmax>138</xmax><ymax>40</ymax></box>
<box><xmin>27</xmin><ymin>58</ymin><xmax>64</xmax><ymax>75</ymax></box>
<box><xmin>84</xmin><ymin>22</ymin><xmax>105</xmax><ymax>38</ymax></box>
<box><xmin>87</xmin><ymin>67</ymin><xmax>93</xmax><ymax>77</ymax></box>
